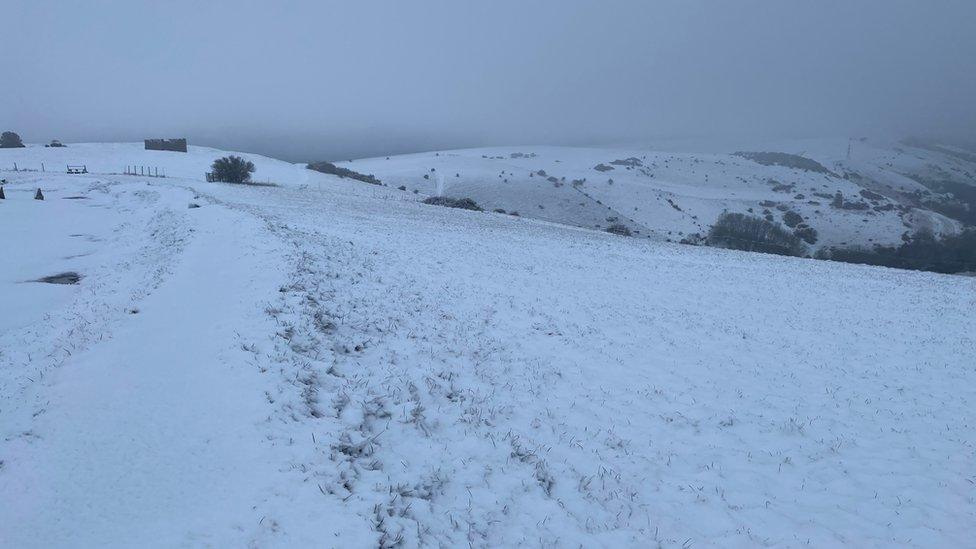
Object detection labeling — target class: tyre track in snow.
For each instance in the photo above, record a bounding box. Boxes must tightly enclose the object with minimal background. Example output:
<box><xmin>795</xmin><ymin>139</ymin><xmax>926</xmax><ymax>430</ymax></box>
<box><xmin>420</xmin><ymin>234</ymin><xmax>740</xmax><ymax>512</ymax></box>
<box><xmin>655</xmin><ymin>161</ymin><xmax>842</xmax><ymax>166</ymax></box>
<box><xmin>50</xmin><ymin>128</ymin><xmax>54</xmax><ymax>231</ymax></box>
<box><xmin>0</xmin><ymin>181</ymin><xmax>193</xmax><ymax>458</ymax></box>
<box><xmin>0</xmin><ymin>180</ymin><xmax>355</xmax><ymax>547</ymax></box>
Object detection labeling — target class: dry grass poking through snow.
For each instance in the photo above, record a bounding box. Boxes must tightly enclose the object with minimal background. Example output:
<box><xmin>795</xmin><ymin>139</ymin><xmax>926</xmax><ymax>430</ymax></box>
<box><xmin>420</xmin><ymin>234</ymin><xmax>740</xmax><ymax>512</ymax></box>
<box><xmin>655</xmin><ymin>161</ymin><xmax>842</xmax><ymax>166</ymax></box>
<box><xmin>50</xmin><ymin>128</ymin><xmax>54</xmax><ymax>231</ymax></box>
<box><xmin>210</xmin><ymin>181</ymin><xmax>976</xmax><ymax>548</ymax></box>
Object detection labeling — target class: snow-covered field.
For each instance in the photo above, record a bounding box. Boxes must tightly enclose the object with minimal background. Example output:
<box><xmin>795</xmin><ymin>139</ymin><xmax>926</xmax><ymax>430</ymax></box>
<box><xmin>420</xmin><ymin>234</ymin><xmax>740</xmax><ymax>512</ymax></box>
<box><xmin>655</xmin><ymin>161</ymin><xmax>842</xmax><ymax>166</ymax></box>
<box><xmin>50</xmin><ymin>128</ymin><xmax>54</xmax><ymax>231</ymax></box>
<box><xmin>1</xmin><ymin>144</ymin><xmax>974</xmax><ymax>547</ymax></box>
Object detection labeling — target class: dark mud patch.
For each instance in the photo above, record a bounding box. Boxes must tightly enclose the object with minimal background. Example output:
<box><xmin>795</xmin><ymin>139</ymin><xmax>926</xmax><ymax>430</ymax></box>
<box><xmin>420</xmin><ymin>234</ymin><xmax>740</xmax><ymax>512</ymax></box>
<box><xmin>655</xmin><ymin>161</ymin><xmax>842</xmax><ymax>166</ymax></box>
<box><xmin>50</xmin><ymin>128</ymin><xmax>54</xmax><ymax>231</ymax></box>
<box><xmin>62</xmin><ymin>196</ymin><xmax>89</xmax><ymax>200</ymax></box>
<box><xmin>69</xmin><ymin>234</ymin><xmax>101</xmax><ymax>242</ymax></box>
<box><xmin>34</xmin><ymin>272</ymin><xmax>82</xmax><ymax>285</ymax></box>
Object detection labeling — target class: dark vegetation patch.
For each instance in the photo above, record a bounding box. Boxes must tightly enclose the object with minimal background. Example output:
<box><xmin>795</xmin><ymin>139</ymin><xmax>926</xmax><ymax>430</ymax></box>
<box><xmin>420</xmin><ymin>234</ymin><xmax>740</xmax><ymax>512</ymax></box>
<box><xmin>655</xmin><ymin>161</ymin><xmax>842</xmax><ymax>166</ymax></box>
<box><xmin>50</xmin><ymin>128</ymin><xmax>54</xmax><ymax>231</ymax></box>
<box><xmin>62</xmin><ymin>196</ymin><xmax>89</xmax><ymax>200</ymax></box>
<box><xmin>734</xmin><ymin>152</ymin><xmax>833</xmax><ymax>174</ymax></box>
<box><xmin>610</xmin><ymin>157</ymin><xmax>643</xmax><ymax>168</ymax></box>
<box><xmin>708</xmin><ymin>212</ymin><xmax>807</xmax><ymax>257</ymax></box>
<box><xmin>858</xmin><ymin>189</ymin><xmax>885</xmax><ymax>201</ymax></box>
<box><xmin>922</xmin><ymin>197</ymin><xmax>976</xmax><ymax>226</ymax></box>
<box><xmin>0</xmin><ymin>131</ymin><xmax>25</xmax><ymax>148</ymax></box>
<box><xmin>768</xmin><ymin>179</ymin><xmax>795</xmax><ymax>193</ymax></box>
<box><xmin>782</xmin><ymin>210</ymin><xmax>804</xmax><ymax>228</ymax></box>
<box><xmin>605</xmin><ymin>224</ymin><xmax>632</xmax><ymax>236</ymax></box>
<box><xmin>593</xmin><ymin>163</ymin><xmax>614</xmax><ymax>172</ymax></box>
<box><xmin>831</xmin><ymin>192</ymin><xmax>870</xmax><ymax>211</ymax></box>
<box><xmin>307</xmin><ymin>161</ymin><xmax>381</xmax><ymax>185</ymax></box>
<box><xmin>908</xmin><ymin>176</ymin><xmax>976</xmax><ymax>226</ymax></box>
<box><xmin>422</xmin><ymin>196</ymin><xmax>483</xmax><ymax>211</ymax></box>
<box><xmin>793</xmin><ymin>225</ymin><xmax>819</xmax><ymax>244</ymax></box>
<box><xmin>34</xmin><ymin>272</ymin><xmax>82</xmax><ymax>285</ymax></box>
<box><xmin>817</xmin><ymin>230</ymin><xmax>976</xmax><ymax>274</ymax></box>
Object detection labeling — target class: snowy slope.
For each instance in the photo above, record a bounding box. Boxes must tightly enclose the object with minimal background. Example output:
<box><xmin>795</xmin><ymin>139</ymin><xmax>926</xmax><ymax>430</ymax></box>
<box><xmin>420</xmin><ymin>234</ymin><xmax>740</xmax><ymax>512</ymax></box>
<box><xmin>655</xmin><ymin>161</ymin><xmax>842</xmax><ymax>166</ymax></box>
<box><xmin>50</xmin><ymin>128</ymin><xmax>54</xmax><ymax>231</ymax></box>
<box><xmin>0</xmin><ymin>142</ymin><xmax>317</xmax><ymax>186</ymax></box>
<box><xmin>342</xmin><ymin>138</ymin><xmax>974</xmax><ymax>249</ymax></box>
<box><xmin>1</xmin><ymin>144</ymin><xmax>975</xmax><ymax>547</ymax></box>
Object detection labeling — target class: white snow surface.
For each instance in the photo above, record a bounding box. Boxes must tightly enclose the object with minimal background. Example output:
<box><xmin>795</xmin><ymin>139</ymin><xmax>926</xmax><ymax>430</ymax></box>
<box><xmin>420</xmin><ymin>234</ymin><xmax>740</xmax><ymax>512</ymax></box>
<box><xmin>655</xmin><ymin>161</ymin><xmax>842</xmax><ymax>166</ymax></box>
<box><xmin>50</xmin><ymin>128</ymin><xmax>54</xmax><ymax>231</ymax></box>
<box><xmin>1</xmin><ymin>143</ymin><xmax>975</xmax><ymax>548</ymax></box>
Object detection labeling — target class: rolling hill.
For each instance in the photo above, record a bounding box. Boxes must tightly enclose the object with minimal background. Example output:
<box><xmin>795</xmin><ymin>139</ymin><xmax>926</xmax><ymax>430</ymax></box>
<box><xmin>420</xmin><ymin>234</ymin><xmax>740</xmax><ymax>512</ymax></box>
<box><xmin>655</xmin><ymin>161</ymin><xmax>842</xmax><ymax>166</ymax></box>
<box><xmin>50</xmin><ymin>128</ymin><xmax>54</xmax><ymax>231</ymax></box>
<box><xmin>339</xmin><ymin>138</ymin><xmax>975</xmax><ymax>251</ymax></box>
<box><xmin>1</xmin><ymin>141</ymin><xmax>974</xmax><ymax>547</ymax></box>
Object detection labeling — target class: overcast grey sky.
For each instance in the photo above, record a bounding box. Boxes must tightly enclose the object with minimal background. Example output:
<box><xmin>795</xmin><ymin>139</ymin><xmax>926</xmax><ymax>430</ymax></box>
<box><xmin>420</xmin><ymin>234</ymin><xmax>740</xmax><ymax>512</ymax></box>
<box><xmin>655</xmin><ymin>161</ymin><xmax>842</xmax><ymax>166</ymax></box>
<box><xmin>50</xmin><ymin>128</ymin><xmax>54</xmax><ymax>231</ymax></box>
<box><xmin>2</xmin><ymin>0</ymin><xmax>974</xmax><ymax>161</ymax></box>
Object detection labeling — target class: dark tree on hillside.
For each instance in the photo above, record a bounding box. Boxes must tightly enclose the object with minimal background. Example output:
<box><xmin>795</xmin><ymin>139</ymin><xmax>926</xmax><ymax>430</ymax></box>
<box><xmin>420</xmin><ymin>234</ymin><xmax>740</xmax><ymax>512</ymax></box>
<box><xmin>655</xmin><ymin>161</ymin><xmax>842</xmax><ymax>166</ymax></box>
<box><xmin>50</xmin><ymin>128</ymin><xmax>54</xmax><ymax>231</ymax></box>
<box><xmin>819</xmin><ymin>229</ymin><xmax>976</xmax><ymax>274</ymax></box>
<box><xmin>210</xmin><ymin>155</ymin><xmax>255</xmax><ymax>183</ymax></box>
<box><xmin>782</xmin><ymin>210</ymin><xmax>803</xmax><ymax>228</ymax></box>
<box><xmin>708</xmin><ymin>212</ymin><xmax>807</xmax><ymax>257</ymax></box>
<box><xmin>0</xmin><ymin>131</ymin><xmax>25</xmax><ymax>148</ymax></box>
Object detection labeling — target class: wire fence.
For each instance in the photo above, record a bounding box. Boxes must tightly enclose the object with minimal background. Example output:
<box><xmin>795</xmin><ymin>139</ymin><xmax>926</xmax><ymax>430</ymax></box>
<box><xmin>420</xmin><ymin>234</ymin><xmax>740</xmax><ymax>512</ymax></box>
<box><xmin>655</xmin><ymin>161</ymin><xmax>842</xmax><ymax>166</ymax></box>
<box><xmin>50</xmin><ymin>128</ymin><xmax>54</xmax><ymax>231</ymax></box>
<box><xmin>124</xmin><ymin>165</ymin><xmax>166</xmax><ymax>177</ymax></box>
<box><xmin>3</xmin><ymin>163</ymin><xmax>167</xmax><ymax>177</ymax></box>
<box><xmin>5</xmin><ymin>162</ymin><xmax>46</xmax><ymax>173</ymax></box>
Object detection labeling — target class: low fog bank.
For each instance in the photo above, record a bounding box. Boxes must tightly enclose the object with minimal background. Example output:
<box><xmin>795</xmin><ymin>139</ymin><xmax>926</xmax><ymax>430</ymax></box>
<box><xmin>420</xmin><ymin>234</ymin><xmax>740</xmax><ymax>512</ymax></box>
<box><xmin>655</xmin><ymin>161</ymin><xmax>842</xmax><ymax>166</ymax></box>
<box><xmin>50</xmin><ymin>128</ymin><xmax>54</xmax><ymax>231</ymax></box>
<box><xmin>3</xmin><ymin>1</ymin><xmax>974</xmax><ymax>162</ymax></box>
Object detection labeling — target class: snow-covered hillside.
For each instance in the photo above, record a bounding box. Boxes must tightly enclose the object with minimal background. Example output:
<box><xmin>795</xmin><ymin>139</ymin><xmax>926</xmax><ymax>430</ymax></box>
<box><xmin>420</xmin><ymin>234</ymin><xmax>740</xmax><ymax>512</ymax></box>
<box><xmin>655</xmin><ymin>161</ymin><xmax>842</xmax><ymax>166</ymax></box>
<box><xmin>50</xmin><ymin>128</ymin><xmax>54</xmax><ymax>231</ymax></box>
<box><xmin>0</xmin><ymin>142</ymin><xmax>318</xmax><ymax>186</ymax></box>
<box><xmin>1</xmin><ymin>143</ymin><xmax>974</xmax><ymax>547</ymax></box>
<box><xmin>341</xmin><ymin>138</ymin><xmax>974</xmax><ymax>250</ymax></box>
